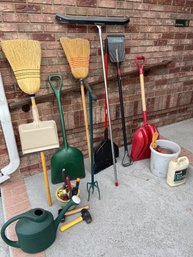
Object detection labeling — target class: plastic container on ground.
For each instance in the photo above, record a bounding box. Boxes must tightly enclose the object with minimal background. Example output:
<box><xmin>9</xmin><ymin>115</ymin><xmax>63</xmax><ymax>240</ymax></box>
<box><xmin>150</xmin><ymin>139</ymin><xmax>181</xmax><ymax>178</ymax></box>
<box><xmin>167</xmin><ymin>156</ymin><xmax>189</xmax><ymax>186</ymax></box>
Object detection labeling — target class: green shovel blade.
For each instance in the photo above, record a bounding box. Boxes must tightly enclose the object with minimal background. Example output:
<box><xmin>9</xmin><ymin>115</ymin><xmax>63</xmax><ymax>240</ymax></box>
<box><xmin>51</xmin><ymin>146</ymin><xmax>85</xmax><ymax>184</ymax></box>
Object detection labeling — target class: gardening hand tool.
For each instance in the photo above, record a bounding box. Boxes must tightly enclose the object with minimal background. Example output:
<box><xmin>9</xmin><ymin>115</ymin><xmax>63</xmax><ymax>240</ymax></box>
<box><xmin>94</xmin><ymin>39</ymin><xmax>119</xmax><ymax>174</ymax></box>
<box><xmin>87</xmin><ymin>88</ymin><xmax>101</xmax><ymax>201</ymax></box>
<box><xmin>1</xmin><ymin>195</ymin><xmax>80</xmax><ymax>254</ymax></box>
<box><xmin>61</xmin><ymin>169</ymin><xmax>68</xmax><ymax>189</ymax></box>
<box><xmin>65</xmin><ymin>175</ymin><xmax>72</xmax><ymax>192</ymax></box>
<box><xmin>48</xmin><ymin>74</ymin><xmax>85</xmax><ymax>183</ymax></box>
<box><xmin>71</xmin><ymin>177</ymin><xmax>80</xmax><ymax>196</ymax></box>
<box><xmin>151</xmin><ymin>131</ymin><xmax>159</xmax><ymax>149</ymax></box>
<box><xmin>56</xmin><ymin>14</ymin><xmax>130</xmax><ymax>186</ymax></box>
<box><xmin>0</xmin><ymin>73</ymin><xmax>20</xmax><ymax>184</ymax></box>
<box><xmin>60</xmin><ymin>209</ymin><xmax>92</xmax><ymax>232</ymax></box>
<box><xmin>59</xmin><ymin>37</ymin><xmax>91</xmax><ymax>162</ymax></box>
<box><xmin>1</xmin><ymin>39</ymin><xmax>58</xmax><ymax>206</ymax></box>
<box><xmin>131</xmin><ymin>56</ymin><xmax>159</xmax><ymax>161</ymax></box>
<box><xmin>107</xmin><ymin>35</ymin><xmax>132</xmax><ymax>167</ymax></box>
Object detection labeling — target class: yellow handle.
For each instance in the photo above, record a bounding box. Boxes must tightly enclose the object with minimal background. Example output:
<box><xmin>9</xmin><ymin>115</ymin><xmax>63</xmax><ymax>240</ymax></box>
<box><xmin>60</xmin><ymin>216</ymin><xmax>83</xmax><ymax>232</ymax></box>
<box><xmin>41</xmin><ymin>152</ymin><xmax>52</xmax><ymax>206</ymax></box>
<box><xmin>151</xmin><ymin>132</ymin><xmax>159</xmax><ymax>148</ymax></box>
<box><xmin>80</xmin><ymin>84</ymin><xmax>91</xmax><ymax>161</ymax></box>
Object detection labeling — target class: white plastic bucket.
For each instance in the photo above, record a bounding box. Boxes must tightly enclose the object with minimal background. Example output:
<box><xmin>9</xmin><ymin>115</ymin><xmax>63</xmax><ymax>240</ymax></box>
<box><xmin>150</xmin><ymin>139</ymin><xmax>181</xmax><ymax>178</ymax></box>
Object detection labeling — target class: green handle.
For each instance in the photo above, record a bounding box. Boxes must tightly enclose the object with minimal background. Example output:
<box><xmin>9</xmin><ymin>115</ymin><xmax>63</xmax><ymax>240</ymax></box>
<box><xmin>0</xmin><ymin>210</ymin><xmax>45</xmax><ymax>249</ymax></box>
<box><xmin>48</xmin><ymin>74</ymin><xmax>68</xmax><ymax>149</ymax></box>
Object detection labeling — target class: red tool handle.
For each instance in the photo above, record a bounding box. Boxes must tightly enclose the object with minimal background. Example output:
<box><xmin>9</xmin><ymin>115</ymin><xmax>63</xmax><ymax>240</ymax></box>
<box><xmin>104</xmin><ymin>39</ymin><xmax>108</xmax><ymax>130</ymax></box>
<box><xmin>135</xmin><ymin>56</ymin><xmax>146</xmax><ymax>75</ymax></box>
<box><xmin>66</xmin><ymin>176</ymin><xmax>72</xmax><ymax>192</ymax></box>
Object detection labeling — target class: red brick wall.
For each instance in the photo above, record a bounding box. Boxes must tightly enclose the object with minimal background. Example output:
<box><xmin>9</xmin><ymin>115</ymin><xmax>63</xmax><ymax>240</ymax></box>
<box><xmin>0</xmin><ymin>0</ymin><xmax>193</xmax><ymax>175</ymax></box>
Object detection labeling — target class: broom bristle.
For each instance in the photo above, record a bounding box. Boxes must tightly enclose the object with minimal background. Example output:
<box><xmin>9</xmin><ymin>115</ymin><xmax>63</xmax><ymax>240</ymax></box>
<box><xmin>1</xmin><ymin>39</ymin><xmax>41</xmax><ymax>95</ymax></box>
<box><xmin>60</xmin><ymin>37</ymin><xmax>90</xmax><ymax>80</ymax></box>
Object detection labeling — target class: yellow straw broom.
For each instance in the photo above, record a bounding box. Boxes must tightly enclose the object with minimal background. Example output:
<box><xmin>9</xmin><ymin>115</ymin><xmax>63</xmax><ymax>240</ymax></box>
<box><xmin>1</xmin><ymin>39</ymin><xmax>54</xmax><ymax>206</ymax></box>
<box><xmin>60</xmin><ymin>37</ymin><xmax>91</xmax><ymax>161</ymax></box>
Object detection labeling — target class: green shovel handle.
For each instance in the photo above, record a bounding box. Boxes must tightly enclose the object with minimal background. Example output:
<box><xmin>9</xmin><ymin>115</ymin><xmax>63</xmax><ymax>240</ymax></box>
<box><xmin>48</xmin><ymin>74</ymin><xmax>68</xmax><ymax>149</ymax></box>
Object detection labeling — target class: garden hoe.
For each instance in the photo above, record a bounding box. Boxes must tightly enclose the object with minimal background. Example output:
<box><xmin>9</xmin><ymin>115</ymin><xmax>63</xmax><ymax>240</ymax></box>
<box><xmin>131</xmin><ymin>56</ymin><xmax>159</xmax><ymax>161</ymax></box>
<box><xmin>1</xmin><ymin>39</ymin><xmax>59</xmax><ymax>206</ymax></box>
<box><xmin>56</xmin><ymin>14</ymin><xmax>130</xmax><ymax>186</ymax></box>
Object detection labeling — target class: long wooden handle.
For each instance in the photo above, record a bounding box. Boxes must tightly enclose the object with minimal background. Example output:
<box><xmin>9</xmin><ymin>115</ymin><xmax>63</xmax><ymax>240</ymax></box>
<box><xmin>140</xmin><ymin>74</ymin><xmax>146</xmax><ymax>112</ymax></box>
<box><xmin>41</xmin><ymin>152</ymin><xmax>52</xmax><ymax>206</ymax></box>
<box><xmin>60</xmin><ymin>216</ymin><xmax>83</xmax><ymax>232</ymax></box>
<box><xmin>80</xmin><ymin>83</ymin><xmax>91</xmax><ymax>161</ymax></box>
<box><xmin>65</xmin><ymin>205</ymin><xmax>89</xmax><ymax>216</ymax></box>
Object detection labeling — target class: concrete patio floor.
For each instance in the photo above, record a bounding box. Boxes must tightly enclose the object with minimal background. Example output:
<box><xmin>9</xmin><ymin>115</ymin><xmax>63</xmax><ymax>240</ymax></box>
<box><xmin>1</xmin><ymin>118</ymin><xmax>193</xmax><ymax>257</ymax></box>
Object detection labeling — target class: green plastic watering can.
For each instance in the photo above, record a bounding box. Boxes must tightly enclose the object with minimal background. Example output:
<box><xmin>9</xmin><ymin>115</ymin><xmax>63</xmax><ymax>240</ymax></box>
<box><xmin>1</xmin><ymin>195</ymin><xmax>80</xmax><ymax>254</ymax></box>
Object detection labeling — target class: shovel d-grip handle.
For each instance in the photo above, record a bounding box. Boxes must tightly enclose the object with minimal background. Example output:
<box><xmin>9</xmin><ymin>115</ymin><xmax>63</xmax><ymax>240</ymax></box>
<box><xmin>48</xmin><ymin>75</ymin><xmax>63</xmax><ymax>95</ymax></box>
<box><xmin>135</xmin><ymin>56</ymin><xmax>146</xmax><ymax>75</ymax></box>
<box><xmin>48</xmin><ymin>74</ymin><xmax>68</xmax><ymax>149</ymax></box>
<box><xmin>135</xmin><ymin>56</ymin><xmax>148</xmax><ymax>124</ymax></box>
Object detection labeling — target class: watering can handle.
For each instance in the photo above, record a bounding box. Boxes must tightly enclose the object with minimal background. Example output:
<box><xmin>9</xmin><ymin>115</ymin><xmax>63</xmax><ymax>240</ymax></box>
<box><xmin>135</xmin><ymin>56</ymin><xmax>146</xmax><ymax>74</ymax></box>
<box><xmin>0</xmin><ymin>211</ymin><xmax>41</xmax><ymax>249</ymax></box>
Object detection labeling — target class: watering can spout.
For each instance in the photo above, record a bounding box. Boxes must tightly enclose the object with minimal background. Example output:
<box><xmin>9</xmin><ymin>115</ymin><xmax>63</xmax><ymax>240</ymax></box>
<box><xmin>54</xmin><ymin>195</ymin><xmax>80</xmax><ymax>229</ymax></box>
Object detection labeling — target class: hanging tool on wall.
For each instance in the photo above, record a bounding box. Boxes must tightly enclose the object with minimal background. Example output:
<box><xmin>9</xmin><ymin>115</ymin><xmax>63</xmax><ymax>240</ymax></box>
<box><xmin>107</xmin><ymin>35</ymin><xmax>133</xmax><ymax>167</ymax></box>
<box><xmin>55</xmin><ymin>14</ymin><xmax>130</xmax><ymax>186</ymax></box>
<box><xmin>1</xmin><ymin>39</ymin><xmax>59</xmax><ymax>206</ymax></box>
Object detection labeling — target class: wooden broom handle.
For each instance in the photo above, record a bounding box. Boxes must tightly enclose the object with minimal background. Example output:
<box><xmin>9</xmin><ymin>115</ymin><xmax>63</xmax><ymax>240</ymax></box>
<box><xmin>31</xmin><ymin>96</ymin><xmax>40</xmax><ymax>122</ymax></box>
<box><xmin>65</xmin><ymin>205</ymin><xmax>89</xmax><ymax>216</ymax></box>
<box><xmin>140</xmin><ymin>74</ymin><xmax>146</xmax><ymax>112</ymax></box>
<box><xmin>80</xmin><ymin>80</ymin><xmax>91</xmax><ymax>161</ymax></box>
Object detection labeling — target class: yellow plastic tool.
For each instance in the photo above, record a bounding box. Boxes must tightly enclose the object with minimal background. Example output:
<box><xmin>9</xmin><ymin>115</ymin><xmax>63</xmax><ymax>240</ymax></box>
<box><xmin>151</xmin><ymin>131</ymin><xmax>159</xmax><ymax>149</ymax></box>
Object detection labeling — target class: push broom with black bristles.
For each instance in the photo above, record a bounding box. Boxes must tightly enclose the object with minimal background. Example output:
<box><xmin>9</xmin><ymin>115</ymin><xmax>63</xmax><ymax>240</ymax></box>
<box><xmin>1</xmin><ymin>39</ymin><xmax>59</xmax><ymax>206</ymax></box>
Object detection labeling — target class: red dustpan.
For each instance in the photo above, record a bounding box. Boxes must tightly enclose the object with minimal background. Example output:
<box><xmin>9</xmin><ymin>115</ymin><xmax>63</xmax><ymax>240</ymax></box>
<box><xmin>131</xmin><ymin>56</ymin><xmax>159</xmax><ymax>161</ymax></box>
